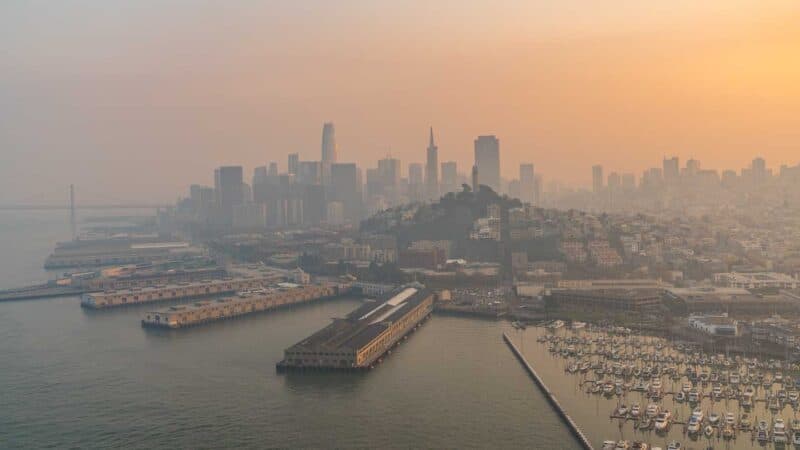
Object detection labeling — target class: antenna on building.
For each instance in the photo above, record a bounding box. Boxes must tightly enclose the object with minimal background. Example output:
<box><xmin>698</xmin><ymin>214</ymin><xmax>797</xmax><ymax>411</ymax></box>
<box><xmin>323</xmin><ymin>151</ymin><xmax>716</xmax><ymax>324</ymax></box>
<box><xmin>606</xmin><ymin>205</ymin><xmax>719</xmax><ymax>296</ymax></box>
<box><xmin>69</xmin><ymin>184</ymin><xmax>76</xmax><ymax>240</ymax></box>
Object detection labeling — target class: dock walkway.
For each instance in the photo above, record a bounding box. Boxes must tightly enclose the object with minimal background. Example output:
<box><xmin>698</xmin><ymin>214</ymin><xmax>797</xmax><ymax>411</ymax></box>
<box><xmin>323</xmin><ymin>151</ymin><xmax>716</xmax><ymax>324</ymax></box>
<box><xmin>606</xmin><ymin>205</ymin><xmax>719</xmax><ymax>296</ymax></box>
<box><xmin>503</xmin><ymin>332</ymin><xmax>594</xmax><ymax>450</ymax></box>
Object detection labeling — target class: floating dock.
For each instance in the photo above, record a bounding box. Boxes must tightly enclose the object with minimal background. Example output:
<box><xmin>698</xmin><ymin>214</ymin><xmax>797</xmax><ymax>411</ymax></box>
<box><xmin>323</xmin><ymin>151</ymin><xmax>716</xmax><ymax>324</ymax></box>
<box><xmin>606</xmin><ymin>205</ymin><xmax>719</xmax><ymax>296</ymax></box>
<box><xmin>141</xmin><ymin>283</ymin><xmax>346</xmax><ymax>329</ymax></box>
<box><xmin>277</xmin><ymin>284</ymin><xmax>434</xmax><ymax>371</ymax></box>
<box><xmin>503</xmin><ymin>332</ymin><xmax>594</xmax><ymax>450</ymax></box>
<box><xmin>81</xmin><ymin>276</ymin><xmax>281</xmax><ymax>309</ymax></box>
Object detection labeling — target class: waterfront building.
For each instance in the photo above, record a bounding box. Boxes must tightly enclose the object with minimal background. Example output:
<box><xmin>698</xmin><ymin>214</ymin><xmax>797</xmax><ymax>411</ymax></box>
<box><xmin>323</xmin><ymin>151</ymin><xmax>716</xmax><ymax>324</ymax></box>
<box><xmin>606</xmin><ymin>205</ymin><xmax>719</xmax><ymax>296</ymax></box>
<box><xmin>474</xmin><ymin>135</ymin><xmax>500</xmax><ymax>192</ymax></box>
<box><xmin>713</xmin><ymin>272</ymin><xmax>798</xmax><ymax>290</ymax></box>
<box><xmin>548</xmin><ymin>289</ymin><xmax>662</xmax><ymax>313</ymax></box>
<box><xmin>279</xmin><ymin>285</ymin><xmax>434</xmax><ymax>370</ymax></box>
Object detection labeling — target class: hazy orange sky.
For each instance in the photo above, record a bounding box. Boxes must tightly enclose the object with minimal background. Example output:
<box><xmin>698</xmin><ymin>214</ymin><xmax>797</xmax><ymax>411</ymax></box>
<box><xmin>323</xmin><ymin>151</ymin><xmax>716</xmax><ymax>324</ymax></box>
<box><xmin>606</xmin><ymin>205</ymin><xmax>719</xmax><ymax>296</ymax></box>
<box><xmin>2</xmin><ymin>1</ymin><xmax>799</xmax><ymax>204</ymax></box>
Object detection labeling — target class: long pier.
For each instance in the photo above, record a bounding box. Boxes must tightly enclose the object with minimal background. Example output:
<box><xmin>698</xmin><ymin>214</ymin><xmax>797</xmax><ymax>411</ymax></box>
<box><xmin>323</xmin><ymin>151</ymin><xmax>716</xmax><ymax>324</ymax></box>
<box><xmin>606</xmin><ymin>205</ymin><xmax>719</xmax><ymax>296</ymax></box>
<box><xmin>503</xmin><ymin>332</ymin><xmax>594</xmax><ymax>450</ymax></box>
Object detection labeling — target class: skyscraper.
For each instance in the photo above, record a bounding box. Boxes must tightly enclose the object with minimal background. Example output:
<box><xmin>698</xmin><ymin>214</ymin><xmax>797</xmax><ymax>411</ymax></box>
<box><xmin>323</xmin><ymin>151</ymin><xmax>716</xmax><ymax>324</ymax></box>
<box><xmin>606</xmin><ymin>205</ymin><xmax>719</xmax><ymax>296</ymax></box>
<box><xmin>592</xmin><ymin>165</ymin><xmax>604</xmax><ymax>193</ymax></box>
<box><xmin>288</xmin><ymin>153</ymin><xmax>299</xmax><ymax>175</ymax></box>
<box><xmin>409</xmin><ymin>163</ymin><xmax>424</xmax><ymax>203</ymax></box>
<box><xmin>519</xmin><ymin>163</ymin><xmax>535</xmax><ymax>203</ymax></box>
<box><xmin>440</xmin><ymin>161</ymin><xmax>458</xmax><ymax>194</ymax></box>
<box><xmin>330</xmin><ymin>162</ymin><xmax>362</xmax><ymax>222</ymax></box>
<box><xmin>425</xmin><ymin>127</ymin><xmax>439</xmax><ymax>200</ymax></box>
<box><xmin>474</xmin><ymin>135</ymin><xmax>500</xmax><ymax>192</ymax></box>
<box><xmin>663</xmin><ymin>156</ymin><xmax>680</xmax><ymax>184</ymax></box>
<box><xmin>321</xmin><ymin>122</ymin><xmax>337</xmax><ymax>185</ymax></box>
<box><xmin>471</xmin><ymin>165</ymin><xmax>479</xmax><ymax>192</ymax></box>
<box><xmin>321</xmin><ymin>122</ymin><xmax>337</xmax><ymax>163</ymax></box>
<box><xmin>214</xmin><ymin>166</ymin><xmax>244</xmax><ymax>227</ymax></box>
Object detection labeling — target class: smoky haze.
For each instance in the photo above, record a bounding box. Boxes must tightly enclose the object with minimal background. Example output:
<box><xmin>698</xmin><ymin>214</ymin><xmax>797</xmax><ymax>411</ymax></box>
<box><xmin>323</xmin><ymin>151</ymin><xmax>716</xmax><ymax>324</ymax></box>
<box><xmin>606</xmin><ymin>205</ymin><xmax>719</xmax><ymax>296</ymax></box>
<box><xmin>2</xmin><ymin>1</ymin><xmax>799</xmax><ymax>204</ymax></box>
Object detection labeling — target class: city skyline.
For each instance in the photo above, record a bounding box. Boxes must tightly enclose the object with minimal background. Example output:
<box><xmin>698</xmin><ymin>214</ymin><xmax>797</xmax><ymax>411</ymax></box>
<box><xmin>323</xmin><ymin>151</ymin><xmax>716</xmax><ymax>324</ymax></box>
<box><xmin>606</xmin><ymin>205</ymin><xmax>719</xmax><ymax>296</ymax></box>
<box><xmin>3</xmin><ymin>1</ymin><xmax>800</xmax><ymax>204</ymax></box>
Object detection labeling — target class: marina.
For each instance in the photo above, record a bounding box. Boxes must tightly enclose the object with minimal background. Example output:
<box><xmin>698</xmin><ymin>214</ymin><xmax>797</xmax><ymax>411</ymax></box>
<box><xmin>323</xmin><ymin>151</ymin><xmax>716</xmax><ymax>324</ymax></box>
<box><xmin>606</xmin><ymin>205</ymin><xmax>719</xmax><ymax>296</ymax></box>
<box><xmin>509</xmin><ymin>322</ymin><xmax>800</xmax><ymax>449</ymax></box>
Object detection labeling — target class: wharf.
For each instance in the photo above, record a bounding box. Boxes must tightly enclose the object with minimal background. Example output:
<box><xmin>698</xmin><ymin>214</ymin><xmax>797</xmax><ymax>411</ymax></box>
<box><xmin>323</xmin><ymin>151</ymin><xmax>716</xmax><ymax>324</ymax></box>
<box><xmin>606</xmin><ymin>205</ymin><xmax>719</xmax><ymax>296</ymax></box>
<box><xmin>503</xmin><ymin>332</ymin><xmax>594</xmax><ymax>450</ymax></box>
<box><xmin>0</xmin><ymin>284</ymin><xmax>83</xmax><ymax>302</ymax></box>
<box><xmin>141</xmin><ymin>283</ymin><xmax>346</xmax><ymax>329</ymax></box>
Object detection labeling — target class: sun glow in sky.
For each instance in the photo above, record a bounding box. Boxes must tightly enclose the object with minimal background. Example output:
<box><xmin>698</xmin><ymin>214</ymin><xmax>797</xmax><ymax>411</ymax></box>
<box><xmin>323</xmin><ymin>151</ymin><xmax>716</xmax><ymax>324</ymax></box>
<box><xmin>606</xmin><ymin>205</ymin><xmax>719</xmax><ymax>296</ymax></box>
<box><xmin>1</xmin><ymin>1</ymin><xmax>799</xmax><ymax>203</ymax></box>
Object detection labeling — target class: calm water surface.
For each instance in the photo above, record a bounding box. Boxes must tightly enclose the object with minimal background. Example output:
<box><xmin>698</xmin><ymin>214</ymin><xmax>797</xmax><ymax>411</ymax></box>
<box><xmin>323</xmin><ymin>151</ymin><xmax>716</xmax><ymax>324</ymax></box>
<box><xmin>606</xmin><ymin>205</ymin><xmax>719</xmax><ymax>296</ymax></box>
<box><xmin>0</xmin><ymin>211</ymin><xmax>579</xmax><ymax>449</ymax></box>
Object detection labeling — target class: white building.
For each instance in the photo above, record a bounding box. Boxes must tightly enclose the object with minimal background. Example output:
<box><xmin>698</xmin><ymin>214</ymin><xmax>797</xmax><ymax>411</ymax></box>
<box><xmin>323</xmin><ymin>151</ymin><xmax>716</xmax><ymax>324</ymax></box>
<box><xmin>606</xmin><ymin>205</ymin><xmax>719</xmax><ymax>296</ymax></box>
<box><xmin>688</xmin><ymin>314</ymin><xmax>738</xmax><ymax>336</ymax></box>
<box><xmin>714</xmin><ymin>272</ymin><xmax>798</xmax><ymax>290</ymax></box>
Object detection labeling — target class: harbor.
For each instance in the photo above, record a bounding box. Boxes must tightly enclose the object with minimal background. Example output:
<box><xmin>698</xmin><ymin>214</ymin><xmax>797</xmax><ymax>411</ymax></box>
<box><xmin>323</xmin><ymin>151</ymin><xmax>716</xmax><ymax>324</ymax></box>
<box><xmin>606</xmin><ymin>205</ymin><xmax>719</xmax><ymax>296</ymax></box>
<box><xmin>507</xmin><ymin>322</ymin><xmax>800</xmax><ymax>449</ymax></box>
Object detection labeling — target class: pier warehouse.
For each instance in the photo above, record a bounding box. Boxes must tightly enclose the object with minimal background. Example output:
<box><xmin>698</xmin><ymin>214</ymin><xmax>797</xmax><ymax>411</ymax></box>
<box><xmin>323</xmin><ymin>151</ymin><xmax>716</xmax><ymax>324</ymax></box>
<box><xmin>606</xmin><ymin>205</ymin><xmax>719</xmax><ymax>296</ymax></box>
<box><xmin>141</xmin><ymin>283</ymin><xmax>343</xmax><ymax>328</ymax></box>
<box><xmin>81</xmin><ymin>276</ymin><xmax>280</xmax><ymax>309</ymax></box>
<box><xmin>278</xmin><ymin>285</ymin><xmax>434</xmax><ymax>370</ymax></box>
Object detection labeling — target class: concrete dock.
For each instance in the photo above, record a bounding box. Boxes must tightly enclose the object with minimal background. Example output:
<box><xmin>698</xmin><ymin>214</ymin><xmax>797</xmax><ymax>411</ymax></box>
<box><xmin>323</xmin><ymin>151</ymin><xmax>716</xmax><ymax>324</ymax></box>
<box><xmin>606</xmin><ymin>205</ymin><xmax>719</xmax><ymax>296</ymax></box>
<box><xmin>503</xmin><ymin>332</ymin><xmax>594</xmax><ymax>450</ymax></box>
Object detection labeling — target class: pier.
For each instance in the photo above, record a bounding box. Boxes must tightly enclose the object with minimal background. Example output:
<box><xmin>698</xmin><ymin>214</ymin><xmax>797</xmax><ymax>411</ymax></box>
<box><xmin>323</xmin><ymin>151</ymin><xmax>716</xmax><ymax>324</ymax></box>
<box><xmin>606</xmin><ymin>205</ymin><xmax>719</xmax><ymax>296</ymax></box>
<box><xmin>503</xmin><ymin>332</ymin><xmax>594</xmax><ymax>450</ymax></box>
<box><xmin>141</xmin><ymin>283</ymin><xmax>346</xmax><ymax>329</ymax></box>
<box><xmin>81</xmin><ymin>276</ymin><xmax>281</xmax><ymax>309</ymax></box>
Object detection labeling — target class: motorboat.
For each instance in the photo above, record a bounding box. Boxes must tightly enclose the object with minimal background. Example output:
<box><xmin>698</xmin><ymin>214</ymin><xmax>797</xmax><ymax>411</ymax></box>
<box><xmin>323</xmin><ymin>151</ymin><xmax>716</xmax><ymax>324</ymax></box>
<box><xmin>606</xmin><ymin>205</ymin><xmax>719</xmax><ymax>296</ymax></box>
<box><xmin>703</xmin><ymin>425</ymin><xmax>714</xmax><ymax>437</ymax></box>
<box><xmin>616</xmin><ymin>404</ymin><xmax>628</xmax><ymax>416</ymax></box>
<box><xmin>603</xmin><ymin>441</ymin><xmax>616</xmax><ymax>450</ymax></box>
<box><xmin>631</xmin><ymin>442</ymin><xmax>648</xmax><ymax>450</ymax></box>
<box><xmin>739</xmin><ymin>413</ymin><xmax>752</xmax><ymax>430</ymax></box>
<box><xmin>722</xmin><ymin>423</ymin><xmax>734</xmax><ymax>439</ymax></box>
<box><xmin>774</xmin><ymin>417</ymin><xmax>788</xmax><ymax>443</ymax></box>
<box><xmin>615</xmin><ymin>440</ymin><xmax>630</xmax><ymax>450</ymax></box>
<box><xmin>666</xmin><ymin>441</ymin><xmax>681</xmax><ymax>450</ymax></box>
<box><xmin>687</xmin><ymin>389</ymin><xmax>699</xmax><ymax>403</ymax></box>
<box><xmin>724</xmin><ymin>411</ymin><xmax>735</xmax><ymax>427</ymax></box>
<box><xmin>654</xmin><ymin>412</ymin><xmax>672</xmax><ymax>432</ymax></box>
<box><xmin>646</xmin><ymin>403</ymin><xmax>659</xmax><ymax>418</ymax></box>
<box><xmin>708</xmin><ymin>412</ymin><xmax>720</xmax><ymax>425</ymax></box>
<box><xmin>630</xmin><ymin>404</ymin><xmax>641</xmax><ymax>418</ymax></box>
<box><xmin>674</xmin><ymin>391</ymin><xmax>685</xmax><ymax>402</ymax></box>
<box><xmin>793</xmin><ymin>431</ymin><xmax>800</xmax><ymax>446</ymax></box>
<box><xmin>687</xmin><ymin>417</ymin><xmax>701</xmax><ymax>434</ymax></box>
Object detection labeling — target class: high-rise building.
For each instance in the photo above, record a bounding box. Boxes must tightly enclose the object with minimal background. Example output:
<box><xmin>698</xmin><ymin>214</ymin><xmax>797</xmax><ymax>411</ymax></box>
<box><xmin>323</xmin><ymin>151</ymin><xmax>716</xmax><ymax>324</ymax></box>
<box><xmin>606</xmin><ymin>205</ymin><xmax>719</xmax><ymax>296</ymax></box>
<box><xmin>425</xmin><ymin>127</ymin><xmax>439</xmax><ymax>200</ymax></box>
<box><xmin>474</xmin><ymin>135</ymin><xmax>500</xmax><ymax>192</ymax></box>
<box><xmin>288</xmin><ymin>153</ymin><xmax>299</xmax><ymax>175</ymax></box>
<box><xmin>607</xmin><ymin>172</ymin><xmax>621</xmax><ymax>191</ymax></box>
<box><xmin>621</xmin><ymin>173</ymin><xmax>636</xmax><ymax>191</ymax></box>
<box><xmin>377</xmin><ymin>157</ymin><xmax>401</xmax><ymax>205</ymax></box>
<box><xmin>297</xmin><ymin>161</ymin><xmax>322</xmax><ymax>185</ymax></box>
<box><xmin>519</xmin><ymin>163</ymin><xmax>535</xmax><ymax>203</ymax></box>
<box><xmin>321</xmin><ymin>122</ymin><xmax>337</xmax><ymax>163</ymax></box>
<box><xmin>321</xmin><ymin>122</ymin><xmax>337</xmax><ymax>186</ymax></box>
<box><xmin>685</xmin><ymin>159</ymin><xmax>700</xmax><ymax>177</ymax></box>
<box><xmin>663</xmin><ymin>156</ymin><xmax>680</xmax><ymax>183</ymax></box>
<box><xmin>440</xmin><ymin>161</ymin><xmax>458</xmax><ymax>194</ymax></box>
<box><xmin>592</xmin><ymin>165</ymin><xmax>604</xmax><ymax>193</ymax></box>
<box><xmin>471</xmin><ymin>165</ymin><xmax>479</xmax><ymax>192</ymax></box>
<box><xmin>268</xmin><ymin>162</ymin><xmax>278</xmax><ymax>177</ymax></box>
<box><xmin>752</xmin><ymin>157</ymin><xmax>767</xmax><ymax>184</ymax></box>
<box><xmin>330</xmin><ymin>163</ymin><xmax>362</xmax><ymax>222</ymax></box>
<box><xmin>409</xmin><ymin>163</ymin><xmax>424</xmax><ymax>202</ymax></box>
<box><xmin>214</xmin><ymin>166</ymin><xmax>244</xmax><ymax>227</ymax></box>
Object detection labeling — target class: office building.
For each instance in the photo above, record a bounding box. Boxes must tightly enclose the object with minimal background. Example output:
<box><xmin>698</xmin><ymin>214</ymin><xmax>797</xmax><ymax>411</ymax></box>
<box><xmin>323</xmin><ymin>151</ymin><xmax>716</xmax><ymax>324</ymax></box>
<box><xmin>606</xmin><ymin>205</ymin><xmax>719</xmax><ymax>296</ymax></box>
<box><xmin>663</xmin><ymin>156</ymin><xmax>680</xmax><ymax>184</ymax></box>
<box><xmin>440</xmin><ymin>161</ymin><xmax>458</xmax><ymax>194</ymax></box>
<box><xmin>214</xmin><ymin>166</ymin><xmax>244</xmax><ymax>227</ymax></box>
<box><xmin>288</xmin><ymin>153</ymin><xmax>299</xmax><ymax>175</ymax></box>
<box><xmin>330</xmin><ymin>162</ymin><xmax>362</xmax><ymax>222</ymax></box>
<box><xmin>321</xmin><ymin>122</ymin><xmax>337</xmax><ymax>185</ymax></box>
<box><xmin>592</xmin><ymin>165</ymin><xmax>603</xmax><ymax>194</ymax></box>
<box><xmin>474</xmin><ymin>135</ymin><xmax>500</xmax><ymax>192</ymax></box>
<box><xmin>519</xmin><ymin>163</ymin><xmax>535</xmax><ymax>203</ymax></box>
